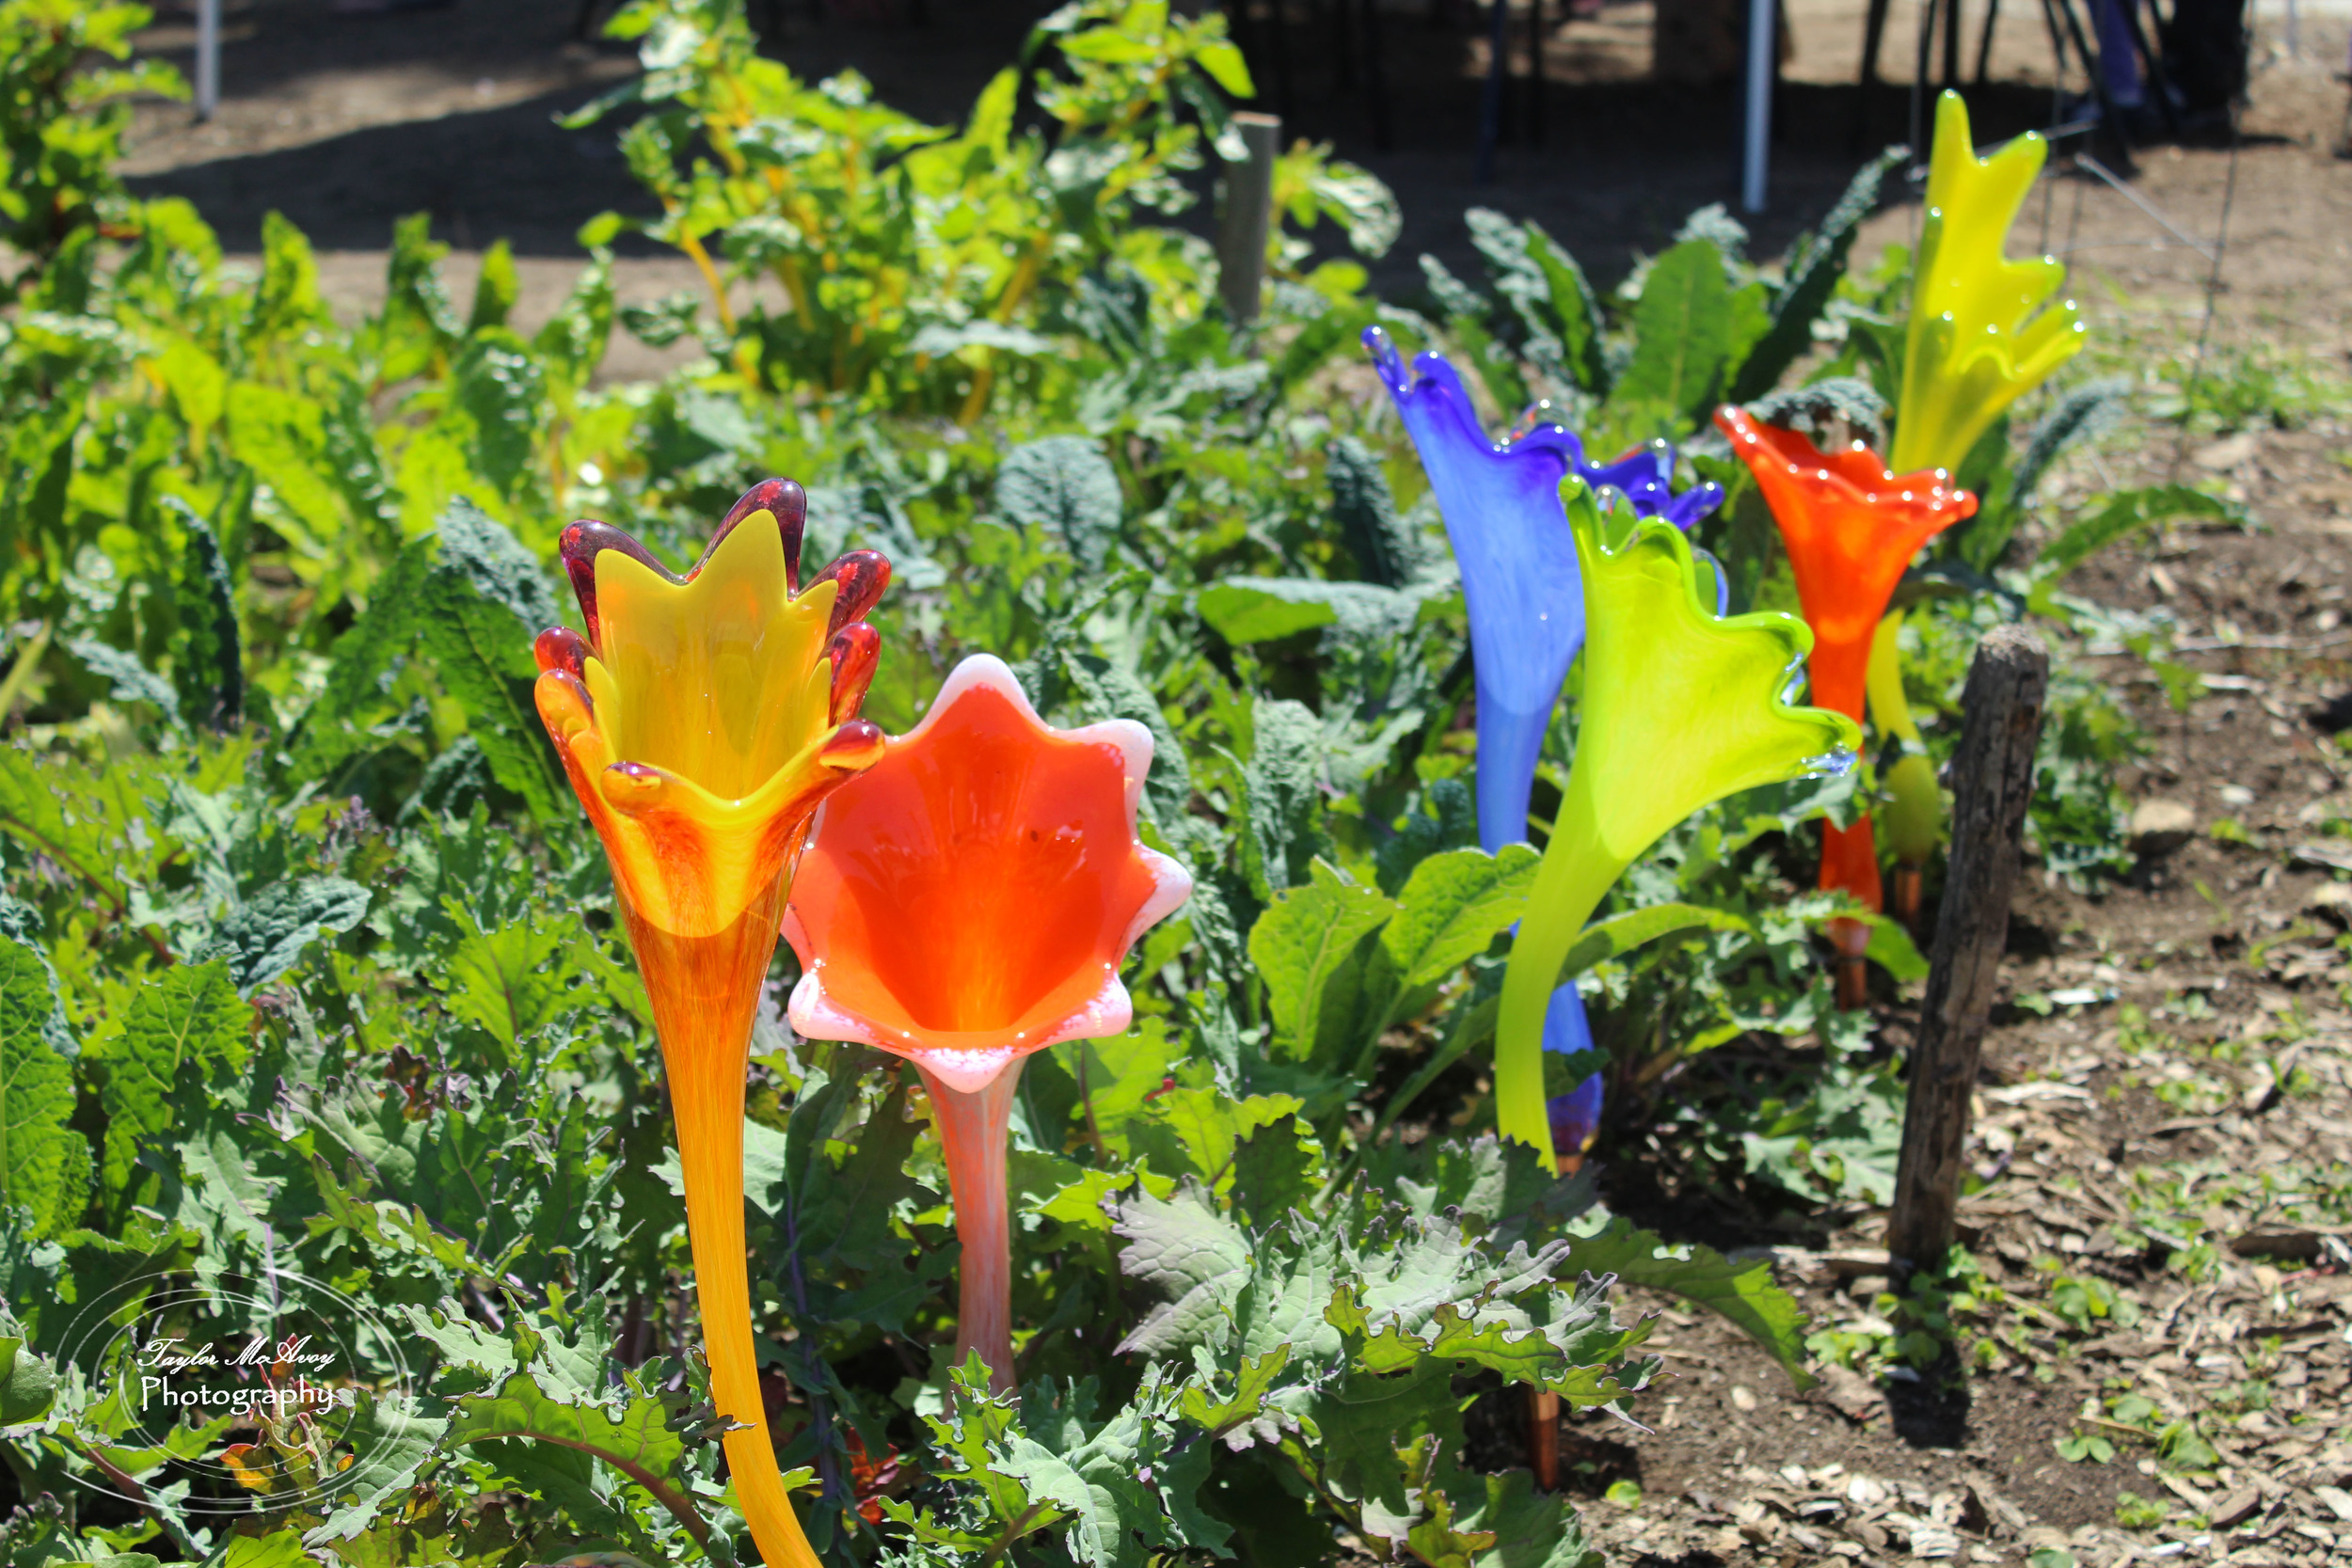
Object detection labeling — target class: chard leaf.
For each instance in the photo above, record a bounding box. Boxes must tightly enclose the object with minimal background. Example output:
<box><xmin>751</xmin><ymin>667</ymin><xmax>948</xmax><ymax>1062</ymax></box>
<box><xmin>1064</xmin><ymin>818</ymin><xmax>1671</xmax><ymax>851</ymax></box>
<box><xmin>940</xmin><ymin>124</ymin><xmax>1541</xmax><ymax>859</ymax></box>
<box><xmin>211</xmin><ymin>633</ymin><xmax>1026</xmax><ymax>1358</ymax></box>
<box><xmin>1247</xmin><ymin>860</ymin><xmax>1395</xmax><ymax>1066</ymax></box>
<box><xmin>1380</xmin><ymin>845</ymin><xmax>1540</xmax><ymax>994</ymax></box>
<box><xmin>0</xmin><ymin>941</ymin><xmax>85</xmax><ymax>1237</ymax></box>
<box><xmin>1616</xmin><ymin>239</ymin><xmax>1734</xmax><ymax>431</ymax></box>
<box><xmin>995</xmin><ymin>436</ymin><xmax>1124</xmax><ymax>571</ymax></box>
<box><xmin>436</xmin><ymin>1370</ymin><xmax>721</xmax><ymax>1551</ymax></box>
<box><xmin>95</xmin><ymin>959</ymin><xmax>246</xmax><ymax>1200</ymax></box>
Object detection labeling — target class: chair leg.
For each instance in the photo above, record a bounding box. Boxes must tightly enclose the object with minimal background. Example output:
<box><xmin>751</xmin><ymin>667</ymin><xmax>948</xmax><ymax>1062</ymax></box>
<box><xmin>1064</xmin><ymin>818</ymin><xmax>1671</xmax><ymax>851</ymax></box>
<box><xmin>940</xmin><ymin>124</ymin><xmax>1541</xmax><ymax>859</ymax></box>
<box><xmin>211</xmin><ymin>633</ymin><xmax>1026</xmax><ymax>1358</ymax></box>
<box><xmin>1854</xmin><ymin>0</ymin><xmax>1895</xmax><ymax>152</ymax></box>
<box><xmin>2115</xmin><ymin>0</ymin><xmax>2182</xmax><ymax>130</ymax></box>
<box><xmin>1362</xmin><ymin>0</ymin><xmax>1395</xmax><ymax>150</ymax></box>
<box><xmin>1912</xmin><ymin>0</ymin><xmax>1938</xmax><ymax>154</ymax></box>
<box><xmin>1860</xmin><ymin>0</ymin><xmax>1894</xmax><ymax>85</ymax></box>
<box><xmin>1973</xmin><ymin>0</ymin><xmax>2002</xmax><ymax>84</ymax></box>
<box><xmin>2053</xmin><ymin>0</ymin><xmax>2135</xmax><ymax>164</ymax></box>
<box><xmin>2037</xmin><ymin>0</ymin><xmax>2072</xmax><ymax>78</ymax></box>
<box><xmin>1944</xmin><ymin>0</ymin><xmax>1966</xmax><ymax>86</ymax></box>
<box><xmin>1528</xmin><ymin>0</ymin><xmax>1546</xmax><ymax>146</ymax></box>
<box><xmin>1476</xmin><ymin>0</ymin><xmax>1509</xmax><ymax>181</ymax></box>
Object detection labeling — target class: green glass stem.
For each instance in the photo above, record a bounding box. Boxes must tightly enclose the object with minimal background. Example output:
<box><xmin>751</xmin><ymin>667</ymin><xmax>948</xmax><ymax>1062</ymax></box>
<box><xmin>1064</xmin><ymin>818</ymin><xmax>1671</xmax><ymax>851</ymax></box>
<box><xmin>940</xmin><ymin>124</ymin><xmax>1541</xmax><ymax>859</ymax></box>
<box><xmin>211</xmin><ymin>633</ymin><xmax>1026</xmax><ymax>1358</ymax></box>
<box><xmin>1494</xmin><ymin>772</ymin><xmax>1625</xmax><ymax>1159</ymax></box>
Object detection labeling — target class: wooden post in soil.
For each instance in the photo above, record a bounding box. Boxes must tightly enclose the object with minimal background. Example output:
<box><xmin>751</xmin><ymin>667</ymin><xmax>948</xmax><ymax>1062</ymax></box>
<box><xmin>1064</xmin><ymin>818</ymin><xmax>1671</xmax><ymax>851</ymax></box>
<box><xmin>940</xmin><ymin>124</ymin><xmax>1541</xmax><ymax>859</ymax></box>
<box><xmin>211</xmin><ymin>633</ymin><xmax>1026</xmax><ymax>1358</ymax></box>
<box><xmin>1887</xmin><ymin>626</ymin><xmax>2048</xmax><ymax>1275</ymax></box>
<box><xmin>1216</xmin><ymin>113</ymin><xmax>1280</xmax><ymax>325</ymax></box>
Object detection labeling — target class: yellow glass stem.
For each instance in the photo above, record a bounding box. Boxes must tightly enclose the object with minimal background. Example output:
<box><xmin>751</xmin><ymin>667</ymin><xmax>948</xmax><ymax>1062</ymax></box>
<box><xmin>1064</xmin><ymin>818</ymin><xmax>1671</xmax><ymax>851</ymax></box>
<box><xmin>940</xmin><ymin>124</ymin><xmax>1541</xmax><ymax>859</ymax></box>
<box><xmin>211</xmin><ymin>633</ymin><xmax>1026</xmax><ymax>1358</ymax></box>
<box><xmin>620</xmin><ymin>880</ymin><xmax>820</xmax><ymax>1568</ymax></box>
<box><xmin>1865</xmin><ymin>610</ymin><xmax>1923</xmax><ymax>750</ymax></box>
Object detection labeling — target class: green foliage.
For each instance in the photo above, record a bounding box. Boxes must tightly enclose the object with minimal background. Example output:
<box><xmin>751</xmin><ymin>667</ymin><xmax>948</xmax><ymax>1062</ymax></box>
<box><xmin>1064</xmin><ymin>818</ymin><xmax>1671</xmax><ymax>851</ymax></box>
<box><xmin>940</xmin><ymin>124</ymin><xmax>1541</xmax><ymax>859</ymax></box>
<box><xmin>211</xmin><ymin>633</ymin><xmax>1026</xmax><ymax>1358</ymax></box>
<box><xmin>0</xmin><ymin>0</ymin><xmax>183</xmax><ymax>290</ymax></box>
<box><xmin>565</xmin><ymin>0</ymin><xmax>1387</xmax><ymax>415</ymax></box>
<box><xmin>0</xmin><ymin>2</ymin><xmax>2183</xmax><ymax>1560</ymax></box>
<box><xmin>0</xmin><ymin>939</ymin><xmax>87</xmax><ymax>1234</ymax></box>
<box><xmin>1419</xmin><ymin>150</ymin><xmax>1898</xmax><ymax>455</ymax></box>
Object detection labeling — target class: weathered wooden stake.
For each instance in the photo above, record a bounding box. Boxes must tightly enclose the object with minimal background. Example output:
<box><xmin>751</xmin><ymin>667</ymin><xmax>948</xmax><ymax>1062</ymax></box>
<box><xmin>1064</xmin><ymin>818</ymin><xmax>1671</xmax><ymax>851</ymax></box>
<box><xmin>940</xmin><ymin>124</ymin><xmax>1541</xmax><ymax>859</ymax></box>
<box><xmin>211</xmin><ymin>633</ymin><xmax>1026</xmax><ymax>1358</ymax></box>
<box><xmin>1887</xmin><ymin>626</ymin><xmax>2048</xmax><ymax>1275</ymax></box>
<box><xmin>1216</xmin><ymin>113</ymin><xmax>1281</xmax><ymax>324</ymax></box>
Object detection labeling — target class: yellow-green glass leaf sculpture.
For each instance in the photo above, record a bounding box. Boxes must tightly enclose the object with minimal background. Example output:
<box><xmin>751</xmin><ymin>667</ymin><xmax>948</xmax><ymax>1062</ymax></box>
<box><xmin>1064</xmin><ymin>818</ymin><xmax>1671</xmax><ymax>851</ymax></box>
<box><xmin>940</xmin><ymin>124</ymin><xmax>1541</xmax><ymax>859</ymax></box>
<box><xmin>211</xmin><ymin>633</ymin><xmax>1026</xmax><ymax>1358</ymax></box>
<box><xmin>1891</xmin><ymin>90</ymin><xmax>2088</xmax><ymax>474</ymax></box>
<box><xmin>1494</xmin><ymin>484</ymin><xmax>1861</xmax><ymax>1163</ymax></box>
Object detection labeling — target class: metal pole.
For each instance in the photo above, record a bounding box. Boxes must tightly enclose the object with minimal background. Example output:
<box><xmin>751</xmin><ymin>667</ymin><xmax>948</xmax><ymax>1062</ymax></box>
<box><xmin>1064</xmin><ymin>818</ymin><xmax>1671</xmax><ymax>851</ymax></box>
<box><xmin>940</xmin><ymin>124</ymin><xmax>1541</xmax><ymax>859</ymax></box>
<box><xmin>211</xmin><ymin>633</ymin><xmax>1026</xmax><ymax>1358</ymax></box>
<box><xmin>196</xmin><ymin>0</ymin><xmax>220</xmax><ymax>123</ymax></box>
<box><xmin>1741</xmin><ymin>0</ymin><xmax>1775</xmax><ymax>213</ymax></box>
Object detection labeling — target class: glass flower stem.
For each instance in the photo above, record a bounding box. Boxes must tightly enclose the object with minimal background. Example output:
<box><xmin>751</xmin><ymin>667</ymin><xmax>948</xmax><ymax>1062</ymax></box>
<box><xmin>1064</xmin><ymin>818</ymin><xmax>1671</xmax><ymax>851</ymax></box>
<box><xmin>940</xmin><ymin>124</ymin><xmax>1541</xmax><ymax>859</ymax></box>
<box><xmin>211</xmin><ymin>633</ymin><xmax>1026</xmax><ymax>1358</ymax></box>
<box><xmin>622</xmin><ymin>889</ymin><xmax>821</xmax><ymax>1568</ymax></box>
<box><xmin>918</xmin><ymin>1060</ymin><xmax>1025</xmax><ymax>1394</ymax></box>
<box><xmin>1494</xmin><ymin>773</ymin><xmax>1624</xmax><ymax>1160</ymax></box>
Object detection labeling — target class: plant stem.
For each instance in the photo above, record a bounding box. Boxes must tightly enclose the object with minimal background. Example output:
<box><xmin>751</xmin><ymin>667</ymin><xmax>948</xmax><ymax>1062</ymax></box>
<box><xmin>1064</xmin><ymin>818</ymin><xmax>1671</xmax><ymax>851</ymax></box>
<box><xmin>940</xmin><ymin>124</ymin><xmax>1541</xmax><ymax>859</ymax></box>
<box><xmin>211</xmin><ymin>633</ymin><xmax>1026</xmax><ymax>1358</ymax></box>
<box><xmin>919</xmin><ymin>1059</ymin><xmax>1025</xmax><ymax>1394</ymax></box>
<box><xmin>619</xmin><ymin>887</ymin><xmax>820</xmax><ymax>1568</ymax></box>
<box><xmin>676</xmin><ymin>228</ymin><xmax>739</xmax><ymax>336</ymax></box>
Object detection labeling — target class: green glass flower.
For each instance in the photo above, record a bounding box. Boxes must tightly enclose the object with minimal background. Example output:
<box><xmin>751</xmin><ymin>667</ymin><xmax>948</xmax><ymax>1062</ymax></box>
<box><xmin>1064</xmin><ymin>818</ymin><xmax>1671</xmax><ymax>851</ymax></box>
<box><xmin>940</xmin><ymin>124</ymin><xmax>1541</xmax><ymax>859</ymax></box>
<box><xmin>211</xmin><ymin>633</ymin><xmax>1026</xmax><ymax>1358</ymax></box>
<box><xmin>1890</xmin><ymin>90</ymin><xmax>2088</xmax><ymax>474</ymax></box>
<box><xmin>1495</xmin><ymin>486</ymin><xmax>1861</xmax><ymax>1163</ymax></box>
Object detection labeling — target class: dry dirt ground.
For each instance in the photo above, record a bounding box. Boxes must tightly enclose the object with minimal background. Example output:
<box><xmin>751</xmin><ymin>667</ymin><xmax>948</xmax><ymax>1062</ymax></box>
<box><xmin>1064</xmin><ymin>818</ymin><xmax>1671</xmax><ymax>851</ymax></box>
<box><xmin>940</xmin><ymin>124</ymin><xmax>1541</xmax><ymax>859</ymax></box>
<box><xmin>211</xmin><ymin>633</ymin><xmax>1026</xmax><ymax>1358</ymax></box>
<box><xmin>115</xmin><ymin>4</ymin><xmax>2352</xmax><ymax>1566</ymax></box>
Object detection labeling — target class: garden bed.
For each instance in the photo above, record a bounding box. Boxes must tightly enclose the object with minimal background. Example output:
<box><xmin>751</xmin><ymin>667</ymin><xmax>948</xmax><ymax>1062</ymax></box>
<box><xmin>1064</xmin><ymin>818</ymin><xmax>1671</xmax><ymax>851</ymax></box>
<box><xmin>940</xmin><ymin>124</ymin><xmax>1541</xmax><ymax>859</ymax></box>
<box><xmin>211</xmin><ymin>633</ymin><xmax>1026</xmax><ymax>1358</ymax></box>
<box><xmin>0</xmin><ymin>1</ymin><xmax>2345</xmax><ymax>1565</ymax></box>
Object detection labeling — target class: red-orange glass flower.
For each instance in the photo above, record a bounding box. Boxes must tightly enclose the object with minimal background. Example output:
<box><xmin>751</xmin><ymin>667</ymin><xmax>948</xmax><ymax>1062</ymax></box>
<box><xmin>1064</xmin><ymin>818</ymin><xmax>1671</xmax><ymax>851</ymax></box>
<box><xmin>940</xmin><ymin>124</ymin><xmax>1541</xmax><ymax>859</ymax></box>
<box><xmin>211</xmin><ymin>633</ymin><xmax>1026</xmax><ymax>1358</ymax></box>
<box><xmin>782</xmin><ymin>654</ymin><xmax>1191</xmax><ymax>1390</ymax></box>
<box><xmin>1714</xmin><ymin>408</ymin><xmax>1975</xmax><ymax>961</ymax></box>
<box><xmin>533</xmin><ymin>479</ymin><xmax>888</xmax><ymax>1568</ymax></box>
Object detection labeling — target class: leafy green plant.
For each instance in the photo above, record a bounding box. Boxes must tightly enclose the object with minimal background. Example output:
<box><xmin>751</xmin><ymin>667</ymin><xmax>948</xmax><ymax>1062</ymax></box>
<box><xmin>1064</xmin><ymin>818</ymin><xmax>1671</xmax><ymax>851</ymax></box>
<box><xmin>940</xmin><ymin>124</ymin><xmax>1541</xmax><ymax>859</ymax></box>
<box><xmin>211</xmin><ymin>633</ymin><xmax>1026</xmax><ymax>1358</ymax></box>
<box><xmin>0</xmin><ymin>1</ymin><xmax>2209</xmax><ymax>1558</ymax></box>
<box><xmin>0</xmin><ymin>0</ymin><xmax>182</xmax><ymax>291</ymax></box>
<box><xmin>566</xmin><ymin>0</ymin><xmax>1390</xmax><ymax>420</ymax></box>
<box><xmin>1411</xmin><ymin>149</ymin><xmax>1902</xmax><ymax>457</ymax></box>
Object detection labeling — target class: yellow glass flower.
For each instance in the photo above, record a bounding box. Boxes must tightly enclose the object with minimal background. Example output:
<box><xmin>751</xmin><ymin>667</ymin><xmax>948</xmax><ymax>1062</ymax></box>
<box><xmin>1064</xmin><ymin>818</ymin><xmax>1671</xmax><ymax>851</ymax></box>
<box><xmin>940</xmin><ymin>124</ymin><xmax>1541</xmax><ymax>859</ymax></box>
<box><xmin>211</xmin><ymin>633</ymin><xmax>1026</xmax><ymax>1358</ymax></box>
<box><xmin>532</xmin><ymin>479</ymin><xmax>889</xmax><ymax>1568</ymax></box>
<box><xmin>1890</xmin><ymin>90</ymin><xmax>2088</xmax><ymax>475</ymax></box>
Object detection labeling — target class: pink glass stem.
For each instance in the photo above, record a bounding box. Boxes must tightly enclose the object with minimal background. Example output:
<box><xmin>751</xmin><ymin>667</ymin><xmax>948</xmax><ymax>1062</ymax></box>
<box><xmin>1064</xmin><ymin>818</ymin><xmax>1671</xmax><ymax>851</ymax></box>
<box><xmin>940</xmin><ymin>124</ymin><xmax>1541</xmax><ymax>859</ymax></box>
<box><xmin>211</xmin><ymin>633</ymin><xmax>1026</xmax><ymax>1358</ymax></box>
<box><xmin>918</xmin><ymin>1059</ymin><xmax>1025</xmax><ymax>1394</ymax></box>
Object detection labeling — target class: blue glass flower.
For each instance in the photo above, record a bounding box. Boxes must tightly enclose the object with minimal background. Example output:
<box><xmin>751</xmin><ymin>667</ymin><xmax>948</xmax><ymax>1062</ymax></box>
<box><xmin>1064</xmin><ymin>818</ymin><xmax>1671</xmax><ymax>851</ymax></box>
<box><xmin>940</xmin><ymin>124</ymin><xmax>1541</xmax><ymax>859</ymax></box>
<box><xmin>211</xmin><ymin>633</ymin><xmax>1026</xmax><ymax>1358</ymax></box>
<box><xmin>1367</xmin><ymin>326</ymin><xmax>1724</xmax><ymax>1152</ymax></box>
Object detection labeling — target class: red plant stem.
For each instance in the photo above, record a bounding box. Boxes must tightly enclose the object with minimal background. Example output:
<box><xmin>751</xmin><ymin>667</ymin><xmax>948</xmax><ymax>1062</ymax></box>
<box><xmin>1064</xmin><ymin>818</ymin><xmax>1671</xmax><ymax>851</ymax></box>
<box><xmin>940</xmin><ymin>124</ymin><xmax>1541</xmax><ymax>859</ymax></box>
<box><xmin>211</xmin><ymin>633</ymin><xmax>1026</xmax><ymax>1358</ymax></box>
<box><xmin>919</xmin><ymin>1059</ymin><xmax>1026</xmax><ymax>1394</ymax></box>
<box><xmin>1826</xmin><ymin>910</ymin><xmax>1872</xmax><ymax>1014</ymax></box>
<box><xmin>1891</xmin><ymin>863</ymin><xmax>1924</xmax><ymax>930</ymax></box>
<box><xmin>619</xmin><ymin>884</ymin><xmax>821</xmax><ymax>1568</ymax></box>
<box><xmin>1527</xmin><ymin>1387</ymin><xmax>1562</xmax><ymax>1489</ymax></box>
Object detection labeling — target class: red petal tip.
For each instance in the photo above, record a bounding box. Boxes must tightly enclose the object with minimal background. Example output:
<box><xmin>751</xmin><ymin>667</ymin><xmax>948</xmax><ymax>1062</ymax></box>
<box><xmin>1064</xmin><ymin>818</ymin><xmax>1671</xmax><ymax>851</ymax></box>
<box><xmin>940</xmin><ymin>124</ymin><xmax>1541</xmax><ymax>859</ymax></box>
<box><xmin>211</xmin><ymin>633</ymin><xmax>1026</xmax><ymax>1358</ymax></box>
<box><xmin>819</xmin><ymin>720</ymin><xmax>888</xmax><ymax>772</ymax></box>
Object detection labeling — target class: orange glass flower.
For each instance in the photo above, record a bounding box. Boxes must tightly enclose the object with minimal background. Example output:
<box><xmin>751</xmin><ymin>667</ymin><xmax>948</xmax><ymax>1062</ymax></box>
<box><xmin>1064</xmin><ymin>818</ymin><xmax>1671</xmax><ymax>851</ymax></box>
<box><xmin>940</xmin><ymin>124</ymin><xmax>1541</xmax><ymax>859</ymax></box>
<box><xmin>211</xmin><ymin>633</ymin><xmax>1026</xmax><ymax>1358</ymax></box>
<box><xmin>532</xmin><ymin>478</ymin><xmax>889</xmax><ymax>1568</ymax></box>
<box><xmin>783</xmin><ymin>654</ymin><xmax>1191</xmax><ymax>1388</ymax></box>
<box><xmin>1714</xmin><ymin>408</ymin><xmax>1975</xmax><ymax>936</ymax></box>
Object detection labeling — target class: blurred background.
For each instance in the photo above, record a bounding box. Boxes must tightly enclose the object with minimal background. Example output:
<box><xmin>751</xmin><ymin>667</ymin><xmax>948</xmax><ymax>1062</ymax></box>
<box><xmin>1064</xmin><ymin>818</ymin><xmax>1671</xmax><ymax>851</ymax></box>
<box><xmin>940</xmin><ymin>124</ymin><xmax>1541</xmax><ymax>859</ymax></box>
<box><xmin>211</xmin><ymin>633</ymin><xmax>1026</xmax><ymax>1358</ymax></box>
<box><xmin>112</xmin><ymin>0</ymin><xmax>2351</xmax><ymax>383</ymax></box>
